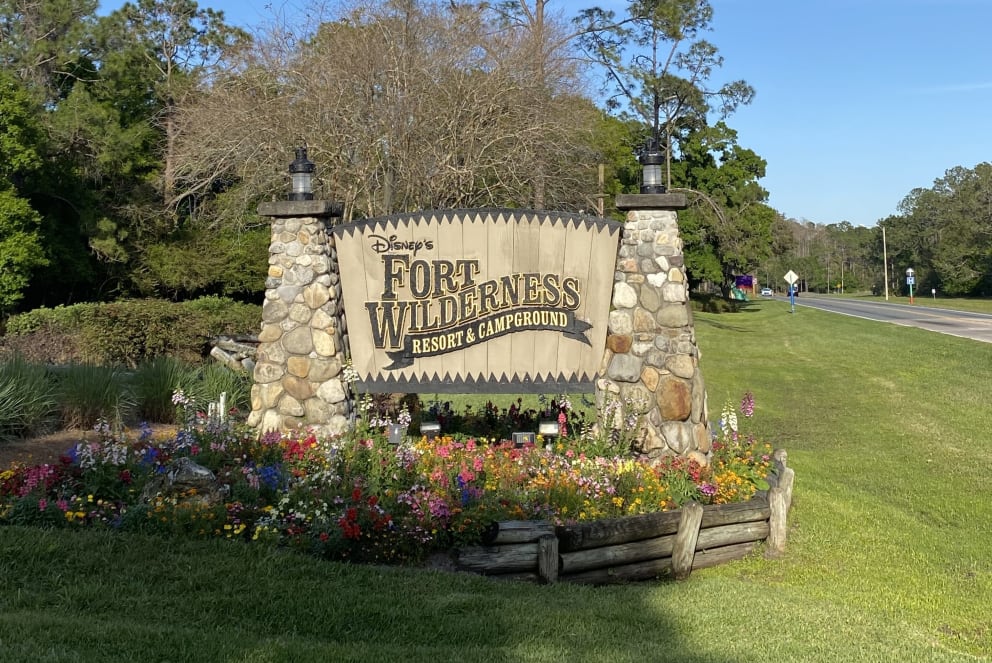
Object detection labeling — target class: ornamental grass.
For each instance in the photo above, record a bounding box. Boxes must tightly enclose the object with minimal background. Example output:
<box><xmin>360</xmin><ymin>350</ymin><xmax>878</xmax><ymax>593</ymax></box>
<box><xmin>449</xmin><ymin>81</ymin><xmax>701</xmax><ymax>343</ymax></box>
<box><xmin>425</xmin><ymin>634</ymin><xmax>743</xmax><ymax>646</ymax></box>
<box><xmin>0</xmin><ymin>393</ymin><xmax>773</xmax><ymax>565</ymax></box>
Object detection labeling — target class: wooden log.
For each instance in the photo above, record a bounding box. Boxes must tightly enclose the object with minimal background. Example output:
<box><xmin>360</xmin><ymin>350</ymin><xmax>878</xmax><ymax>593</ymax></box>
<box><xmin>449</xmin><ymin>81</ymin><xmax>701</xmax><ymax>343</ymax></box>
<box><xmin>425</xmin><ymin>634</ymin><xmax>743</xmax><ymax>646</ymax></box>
<box><xmin>487</xmin><ymin>571</ymin><xmax>541</xmax><ymax>583</ymax></box>
<box><xmin>767</xmin><ymin>466</ymin><xmax>794</xmax><ymax>557</ymax></box>
<box><xmin>556</xmin><ymin>498</ymin><xmax>769</xmax><ymax>553</ymax></box>
<box><xmin>481</xmin><ymin>520</ymin><xmax>555</xmax><ymax>545</ymax></box>
<box><xmin>455</xmin><ymin>543</ymin><xmax>538</xmax><ymax>574</ymax></box>
<box><xmin>696</xmin><ymin>520</ymin><xmax>769</xmax><ymax>549</ymax></box>
<box><xmin>537</xmin><ymin>534</ymin><xmax>559</xmax><ymax>584</ymax></box>
<box><xmin>209</xmin><ymin>346</ymin><xmax>243</xmax><ymax>371</ymax></box>
<box><xmin>559</xmin><ymin>533</ymin><xmax>676</xmax><ymax>574</ymax></box>
<box><xmin>699</xmin><ymin>499</ymin><xmax>770</xmax><ymax>528</ymax></box>
<box><xmin>556</xmin><ymin>510</ymin><xmax>682</xmax><ymax>552</ymax></box>
<box><xmin>671</xmin><ymin>501</ymin><xmax>703</xmax><ymax>580</ymax></box>
<box><xmin>561</xmin><ymin>556</ymin><xmax>675</xmax><ymax>585</ymax></box>
<box><xmin>691</xmin><ymin>541</ymin><xmax>759</xmax><ymax>571</ymax></box>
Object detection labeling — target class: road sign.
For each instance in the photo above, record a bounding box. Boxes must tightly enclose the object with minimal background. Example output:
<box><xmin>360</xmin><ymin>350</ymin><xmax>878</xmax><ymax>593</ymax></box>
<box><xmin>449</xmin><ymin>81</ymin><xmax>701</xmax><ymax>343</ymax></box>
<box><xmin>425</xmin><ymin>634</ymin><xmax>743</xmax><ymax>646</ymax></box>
<box><xmin>784</xmin><ymin>270</ymin><xmax>798</xmax><ymax>285</ymax></box>
<box><xmin>907</xmin><ymin>276</ymin><xmax>915</xmax><ymax>285</ymax></box>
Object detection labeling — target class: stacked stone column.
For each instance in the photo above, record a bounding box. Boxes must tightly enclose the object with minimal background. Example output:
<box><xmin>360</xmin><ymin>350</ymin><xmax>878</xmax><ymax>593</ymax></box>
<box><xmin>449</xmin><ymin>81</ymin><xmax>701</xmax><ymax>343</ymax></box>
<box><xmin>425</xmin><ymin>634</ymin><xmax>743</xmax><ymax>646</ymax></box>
<box><xmin>247</xmin><ymin>201</ymin><xmax>352</xmax><ymax>437</ymax></box>
<box><xmin>597</xmin><ymin>193</ymin><xmax>710</xmax><ymax>460</ymax></box>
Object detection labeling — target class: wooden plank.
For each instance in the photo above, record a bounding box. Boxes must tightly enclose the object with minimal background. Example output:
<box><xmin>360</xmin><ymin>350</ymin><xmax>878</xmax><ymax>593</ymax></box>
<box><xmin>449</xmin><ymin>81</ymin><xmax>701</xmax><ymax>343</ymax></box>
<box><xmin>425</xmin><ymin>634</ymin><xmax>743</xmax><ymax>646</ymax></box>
<box><xmin>482</xmin><ymin>520</ymin><xmax>556</xmax><ymax>545</ymax></box>
<box><xmin>533</xmin><ymin>214</ymin><xmax>567</xmax><ymax>377</ymax></box>
<box><xmin>559</xmin><ymin>533</ymin><xmax>676</xmax><ymax>574</ymax></box>
<box><xmin>578</xmin><ymin>222</ymin><xmax>621</xmax><ymax>377</ymax></box>
<box><xmin>691</xmin><ymin>541</ymin><xmax>758</xmax><ymax>570</ymax></box>
<box><xmin>485</xmin><ymin>212</ymin><xmax>514</xmax><ymax>382</ymax></box>
<box><xmin>561</xmin><ymin>556</ymin><xmax>674</xmax><ymax>585</ymax></box>
<box><xmin>671</xmin><ymin>501</ymin><xmax>703</xmax><ymax>580</ymax></box>
<box><xmin>334</xmin><ymin>225</ymin><xmax>376</xmax><ymax>378</ymax></box>
<box><xmin>455</xmin><ymin>543</ymin><xmax>538</xmax><ymax>574</ymax></box>
<box><xmin>537</xmin><ymin>533</ymin><xmax>559</xmax><ymax>584</ymax></box>
<box><xmin>557</xmin><ymin>218</ymin><xmax>595</xmax><ymax>381</ymax></box>
<box><xmin>414</xmin><ymin>213</ymin><xmax>462</xmax><ymax>382</ymax></box>
<box><xmin>699</xmin><ymin>499</ymin><xmax>770</xmax><ymax>528</ymax></box>
<box><xmin>696</xmin><ymin>520</ymin><xmax>769</xmax><ymax>550</ymax></box>
<box><xmin>509</xmin><ymin>214</ymin><xmax>541</xmax><ymax>378</ymax></box>
<box><xmin>556</xmin><ymin>509</ymin><xmax>682</xmax><ymax>552</ymax></box>
<box><xmin>460</xmin><ymin>212</ymin><xmax>489</xmax><ymax>381</ymax></box>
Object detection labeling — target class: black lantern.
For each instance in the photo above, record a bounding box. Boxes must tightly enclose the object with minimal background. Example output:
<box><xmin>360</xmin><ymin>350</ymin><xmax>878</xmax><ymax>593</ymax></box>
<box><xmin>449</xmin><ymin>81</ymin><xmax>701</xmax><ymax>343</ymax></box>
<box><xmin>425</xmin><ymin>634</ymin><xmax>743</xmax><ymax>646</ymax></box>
<box><xmin>288</xmin><ymin>146</ymin><xmax>315</xmax><ymax>201</ymax></box>
<box><xmin>639</xmin><ymin>137</ymin><xmax>665</xmax><ymax>194</ymax></box>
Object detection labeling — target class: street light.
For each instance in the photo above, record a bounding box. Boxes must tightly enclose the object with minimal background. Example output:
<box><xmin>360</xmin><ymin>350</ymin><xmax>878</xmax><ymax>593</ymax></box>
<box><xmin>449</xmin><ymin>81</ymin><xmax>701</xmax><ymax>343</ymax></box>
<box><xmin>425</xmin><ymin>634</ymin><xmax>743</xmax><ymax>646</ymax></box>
<box><xmin>906</xmin><ymin>267</ymin><xmax>915</xmax><ymax>304</ymax></box>
<box><xmin>639</xmin><ymin>137</ymin><xmax>665</xmax><ymax>194</ymax></box>
<box><xmin>288</xmin><ymin>146</ymin><xmax>315</xmax><ymax>201</ymax></box>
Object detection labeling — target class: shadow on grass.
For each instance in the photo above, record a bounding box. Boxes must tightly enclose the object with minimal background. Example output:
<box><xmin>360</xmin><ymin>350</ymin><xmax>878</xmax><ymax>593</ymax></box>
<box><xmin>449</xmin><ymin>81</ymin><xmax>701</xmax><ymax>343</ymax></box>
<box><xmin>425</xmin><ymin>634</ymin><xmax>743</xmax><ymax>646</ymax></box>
<box><xmin>0</xmin><ymin>526</ymin><xmax>738</xmax><ymax>663</ymax></box>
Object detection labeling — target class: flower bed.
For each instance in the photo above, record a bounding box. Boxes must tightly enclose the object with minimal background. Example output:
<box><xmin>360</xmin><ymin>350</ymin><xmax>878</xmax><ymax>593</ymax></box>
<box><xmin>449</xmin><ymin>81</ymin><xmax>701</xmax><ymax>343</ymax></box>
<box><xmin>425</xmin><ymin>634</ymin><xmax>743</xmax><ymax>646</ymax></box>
<box><xmin>1</xmin><ymin>394</ymin><xmax>781</xmax><ymax>576</ymax></box>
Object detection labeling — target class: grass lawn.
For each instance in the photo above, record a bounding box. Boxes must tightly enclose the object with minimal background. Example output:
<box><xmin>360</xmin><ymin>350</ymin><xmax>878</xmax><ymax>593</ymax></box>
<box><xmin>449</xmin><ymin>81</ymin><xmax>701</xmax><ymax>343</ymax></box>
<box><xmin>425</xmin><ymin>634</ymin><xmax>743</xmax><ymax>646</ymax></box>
<box><xmin>2</xmin><ymin>298</ymin><xmax>990</xmax><ymax>662</ymax></box>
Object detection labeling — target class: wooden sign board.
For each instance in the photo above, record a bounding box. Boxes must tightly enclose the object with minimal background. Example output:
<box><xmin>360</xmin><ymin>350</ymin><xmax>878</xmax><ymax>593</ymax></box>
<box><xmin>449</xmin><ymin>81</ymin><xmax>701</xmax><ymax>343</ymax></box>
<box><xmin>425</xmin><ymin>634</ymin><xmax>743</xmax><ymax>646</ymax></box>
<box><xmin>332</xmin><ymin>209</ymin><xmax>621</xmax><ymax>393</ymax></box>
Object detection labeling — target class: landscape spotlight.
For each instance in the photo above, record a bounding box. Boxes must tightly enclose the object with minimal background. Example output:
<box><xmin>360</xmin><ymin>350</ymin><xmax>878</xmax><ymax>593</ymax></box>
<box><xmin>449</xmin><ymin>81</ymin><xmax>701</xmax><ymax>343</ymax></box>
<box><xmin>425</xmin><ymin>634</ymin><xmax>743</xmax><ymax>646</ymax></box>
<box><xmin>538</xmin><ymin>420</ymin><xmax>560</xmax><ymax>449</ymax></box>
<box><xmin>288</xmin><ymin>146</ymin><xmax>315</xmax><ymax>201</ymax></box>
<box><xmin>420</xmin><ymin>421</ymin><xmax>441</xmax><ymax>441</ymax></box>
<box><xmin>639</xmin><ymin>137</ymin><xmax>665</xmax><ymax>194</ymax></box>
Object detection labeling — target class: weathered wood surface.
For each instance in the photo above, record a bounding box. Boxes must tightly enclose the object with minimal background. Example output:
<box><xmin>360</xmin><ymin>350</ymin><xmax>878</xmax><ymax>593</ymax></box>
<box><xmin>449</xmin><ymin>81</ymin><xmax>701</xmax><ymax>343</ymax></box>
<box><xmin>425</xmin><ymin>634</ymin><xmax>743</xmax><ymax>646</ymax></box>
<box><xmin>692</xmin><ymin>541</ymin><xmax>758</xmax><ymax>570</ymax></box>
<box><xmin>696</xmin><ymin>520</ymin><xmax>769</xmax><ymax>550</ymax></box>
<box><xmin>456</xmin><ymin>543</ymin><xmax>538</xmax><ymax>574</ymax></box>
<box><xmin>482</xmin><ymin>520</ymin><xmax>556</xmax><ymax>546</ymax></box>
<box><xmin>559</xmin><ymin>533</ymin><xmax>676</xmax><ymax>574</ymax></box>
<box><xmin>556</xmin><ymin>498</ymin><xmax>768</xmax><ymax>553</ymax></box>
<box><xmin>556</xmin><ymin>510</ymin><xmax>683</xmax><ymax>552</ymax></box>
<box><xmin>699</xmin><ymin>499</ymin><xmax>770</xmax><ymax>528</ymax></box>
<box><xmin>561</xmin><ymin>556</ymin><xmax>675</xmax><ymax>585</ymax></box>
<box><xmin>767</xmin><ymin>465</ymin><xmax>795</xmax><ymax>557</ymax></box>
<box><xmin>537</xmin><ymin>534</ymin><xmax>559</xmax><ymax>584</ymax></box>
<box><xmin>672</xmin><ymin>501</ymin><xmax>704</xmax><ymax>580</ymax></box>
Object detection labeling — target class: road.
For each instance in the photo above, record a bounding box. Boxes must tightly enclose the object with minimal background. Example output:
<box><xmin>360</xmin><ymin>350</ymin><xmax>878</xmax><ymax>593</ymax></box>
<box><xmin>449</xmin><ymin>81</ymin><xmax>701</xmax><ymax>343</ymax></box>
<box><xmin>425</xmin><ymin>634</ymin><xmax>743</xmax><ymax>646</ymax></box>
<box><xmin>778</xmin><ymin>294</ymin><xmax>992</xmax><ymax>344</ymax></box>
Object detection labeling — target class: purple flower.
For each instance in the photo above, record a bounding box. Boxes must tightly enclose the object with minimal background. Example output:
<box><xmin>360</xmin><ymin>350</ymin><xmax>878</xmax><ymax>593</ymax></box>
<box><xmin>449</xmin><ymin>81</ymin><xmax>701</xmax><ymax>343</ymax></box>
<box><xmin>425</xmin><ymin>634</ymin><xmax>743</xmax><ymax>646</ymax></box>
<box><xmin>700</xmin><ymin>483</ymin><xmax>717</xmax><ymax>496</ymax></box>
<box><xmin>741</xmin><ymin>391</ymin><xmax>755</xmax><ymax>418</ymax></box>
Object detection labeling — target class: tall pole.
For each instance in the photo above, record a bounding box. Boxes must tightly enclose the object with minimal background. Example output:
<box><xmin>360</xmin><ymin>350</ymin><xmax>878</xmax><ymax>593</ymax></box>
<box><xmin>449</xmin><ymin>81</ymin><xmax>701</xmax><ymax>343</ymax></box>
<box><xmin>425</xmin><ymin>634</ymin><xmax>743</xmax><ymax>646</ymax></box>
<box><xmin>882</xmin><ymin>227</ymin><xmax>889</xmax><ymax>301</ymax></box>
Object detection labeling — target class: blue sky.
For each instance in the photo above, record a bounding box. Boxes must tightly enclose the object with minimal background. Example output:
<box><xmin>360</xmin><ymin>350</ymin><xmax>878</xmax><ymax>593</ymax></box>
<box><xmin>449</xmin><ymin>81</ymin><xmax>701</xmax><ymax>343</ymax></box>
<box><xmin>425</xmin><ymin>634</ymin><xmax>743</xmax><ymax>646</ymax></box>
<box><xmin>99</xmin><ymin>0</ymin><xmax>992</xmax><ymax>227</ymax></box>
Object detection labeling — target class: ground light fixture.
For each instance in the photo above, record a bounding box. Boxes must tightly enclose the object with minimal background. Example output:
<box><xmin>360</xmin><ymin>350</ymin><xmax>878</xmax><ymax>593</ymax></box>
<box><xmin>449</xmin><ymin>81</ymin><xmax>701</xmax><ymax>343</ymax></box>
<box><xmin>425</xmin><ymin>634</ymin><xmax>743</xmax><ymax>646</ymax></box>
<box><xmin>538</xmin><ymin>420</ymin><xmax>560</xmax><ymax>449</ymax></box>
<box><xmin>639</xmin><ymin>137</ymin><xmax>665</xmax><ymax>194</ymax></box>
<box><xmin>420</xmin><ymin>421</ymin><xmax>441</xmax><ymax>441</ymax></box>
<box><xmin>288</xmin><ymin>146</ymin><xmax>315</xmax><ymax>201</ymax></box>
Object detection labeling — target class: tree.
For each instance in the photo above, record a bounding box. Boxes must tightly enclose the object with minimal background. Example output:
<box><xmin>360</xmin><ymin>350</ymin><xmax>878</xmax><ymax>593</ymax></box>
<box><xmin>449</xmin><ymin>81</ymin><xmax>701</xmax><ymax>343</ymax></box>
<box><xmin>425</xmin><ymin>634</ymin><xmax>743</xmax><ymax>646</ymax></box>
<box><xmin>0</xmin><ymin>71</ymin><xmax>48</xmax><ymax>311</ymax></box>
<box><xmin>576</xmin><ymin>0</ymin><xmax>753</xmax><ymax>188</ymax></box>
<box><xmin>670</xmin><ymin>122</ymin><xmax>773</xmax><ymax>290</ymax></box>
<box><xmin>173</xmin><ymin>0</ymin><xmax>604</xmax><ymax>224</ymax></box>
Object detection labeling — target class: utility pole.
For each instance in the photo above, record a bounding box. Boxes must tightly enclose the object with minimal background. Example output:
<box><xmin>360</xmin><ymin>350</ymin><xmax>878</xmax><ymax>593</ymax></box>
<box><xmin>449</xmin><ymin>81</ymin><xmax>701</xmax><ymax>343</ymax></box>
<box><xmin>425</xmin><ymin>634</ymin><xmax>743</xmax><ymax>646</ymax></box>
<box><xmin>882</xmin><ymin>227</ymin><xmax>889</xmax><ymax>301</ymax></box>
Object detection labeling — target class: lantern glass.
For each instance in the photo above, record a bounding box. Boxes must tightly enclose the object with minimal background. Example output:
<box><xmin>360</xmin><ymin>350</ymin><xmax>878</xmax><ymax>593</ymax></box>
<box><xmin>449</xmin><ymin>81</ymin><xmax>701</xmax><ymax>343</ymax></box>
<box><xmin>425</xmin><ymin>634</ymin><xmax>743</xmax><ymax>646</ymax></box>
<box><xmin>291</xmin><ymin>171</ymin><xmax>312</xmax><ymax>197</ymax></box>
<box><xmin>288</xmin><ymin>146</ymin><xmax>315</xmax><ymax>201</ymax></box>
<box><xmin>642</xmin><ymin>163</ymin><xmax>663</xmax><ymax>189</ymax></box>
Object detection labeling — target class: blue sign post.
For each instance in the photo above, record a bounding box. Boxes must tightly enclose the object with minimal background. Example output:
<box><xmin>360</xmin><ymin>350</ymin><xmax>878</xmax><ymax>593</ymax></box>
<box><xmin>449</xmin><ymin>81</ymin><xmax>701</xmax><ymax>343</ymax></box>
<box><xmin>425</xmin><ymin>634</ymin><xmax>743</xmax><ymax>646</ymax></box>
<box><xmin>784</xmin><ymin>270</ymin><xmax>798</xmax><ymax>314</ymax></box>
<box><xmin>906</xmin><ymin>267</ymin><xmax>915</xmax><ymax>304</ymax></box>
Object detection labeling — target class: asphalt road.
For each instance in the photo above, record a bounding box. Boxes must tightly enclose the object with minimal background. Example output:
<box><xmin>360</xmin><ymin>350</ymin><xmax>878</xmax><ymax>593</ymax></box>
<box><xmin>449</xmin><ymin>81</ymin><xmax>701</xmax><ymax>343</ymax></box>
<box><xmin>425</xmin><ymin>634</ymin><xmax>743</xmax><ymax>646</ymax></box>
<box><xmin>776</xmin><ymin>294</ymin><xmax>992</xmax><ymax>344</ymax></box>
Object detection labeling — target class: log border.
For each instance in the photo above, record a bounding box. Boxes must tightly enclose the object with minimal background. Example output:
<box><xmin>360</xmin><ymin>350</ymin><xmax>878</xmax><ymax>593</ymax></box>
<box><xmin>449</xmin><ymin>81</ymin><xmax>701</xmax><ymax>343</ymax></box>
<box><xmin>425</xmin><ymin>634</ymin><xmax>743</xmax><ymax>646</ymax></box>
<box><xmin>454</xmin><ymin>449</ymin><xmax>794</xmax><ymax>585</ymax></box>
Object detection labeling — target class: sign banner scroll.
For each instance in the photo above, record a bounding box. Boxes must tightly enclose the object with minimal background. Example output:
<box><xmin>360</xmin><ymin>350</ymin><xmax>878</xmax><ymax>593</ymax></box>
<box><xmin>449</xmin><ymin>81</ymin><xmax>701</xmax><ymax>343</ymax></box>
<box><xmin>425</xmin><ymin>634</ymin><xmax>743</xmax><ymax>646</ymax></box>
<box><xmin>332</xmin><ymin>209</ymin><xmax>621</xmax><ymax>393</ymax></box>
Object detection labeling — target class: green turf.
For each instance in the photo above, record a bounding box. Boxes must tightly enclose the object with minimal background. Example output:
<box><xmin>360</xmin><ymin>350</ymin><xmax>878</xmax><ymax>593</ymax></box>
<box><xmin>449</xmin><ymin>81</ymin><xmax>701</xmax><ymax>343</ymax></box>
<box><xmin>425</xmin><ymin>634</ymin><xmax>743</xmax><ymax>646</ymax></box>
<box><xmin>1</xmin><ymin>298</ymin><xmax>990</xmax><ymax>661</ymax></box>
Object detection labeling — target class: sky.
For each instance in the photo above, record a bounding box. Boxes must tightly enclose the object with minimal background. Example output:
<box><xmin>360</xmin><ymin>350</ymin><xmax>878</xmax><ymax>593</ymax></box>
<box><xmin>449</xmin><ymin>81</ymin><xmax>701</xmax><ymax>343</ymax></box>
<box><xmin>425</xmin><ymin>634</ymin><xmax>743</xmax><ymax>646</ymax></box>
<box><xmin>98</xmin><ymin>0</ymin><xmax>992</xmax><ymax>228</ymax></box>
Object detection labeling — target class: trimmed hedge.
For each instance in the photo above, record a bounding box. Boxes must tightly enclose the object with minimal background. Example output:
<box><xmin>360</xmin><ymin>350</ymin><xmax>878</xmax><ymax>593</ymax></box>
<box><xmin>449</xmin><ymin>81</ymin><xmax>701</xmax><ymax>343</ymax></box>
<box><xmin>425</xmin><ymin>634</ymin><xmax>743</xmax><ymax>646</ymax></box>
<box><xmin>2</xmin><ymin>297</ymin><xmax>260</xmax><ymax>366</ymax></box>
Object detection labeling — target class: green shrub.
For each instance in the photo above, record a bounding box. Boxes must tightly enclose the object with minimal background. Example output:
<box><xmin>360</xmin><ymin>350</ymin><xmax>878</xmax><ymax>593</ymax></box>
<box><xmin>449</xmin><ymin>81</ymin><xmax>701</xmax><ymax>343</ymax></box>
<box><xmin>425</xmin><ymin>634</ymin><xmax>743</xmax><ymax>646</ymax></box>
<box><xmin>4</xmin><ymin>304</ymin><xmax>90</xmax><ymax>335</ymax></box>
<box><xmin>0</xmin><ymin>356</ymin><xmax>58</xmax><ymax>439</ymax></box>
<box><xmin>4</xmin><ymin>297</ymin><xmax>261</xmax><ymax>366</ymax></box>
<box><xmin>187</xmin><ymin>363</ymin><xmax>252</xmax><ymax>416</ymax></box>
<box><xmin>54</xmin><ymin>364</ymin><xmax>135</xmax><ymax>429</ymax></box>
<box><xmin>132</xmin><ymin>356</ymin><xmax>197</xmax><ymax>424</ymax></box>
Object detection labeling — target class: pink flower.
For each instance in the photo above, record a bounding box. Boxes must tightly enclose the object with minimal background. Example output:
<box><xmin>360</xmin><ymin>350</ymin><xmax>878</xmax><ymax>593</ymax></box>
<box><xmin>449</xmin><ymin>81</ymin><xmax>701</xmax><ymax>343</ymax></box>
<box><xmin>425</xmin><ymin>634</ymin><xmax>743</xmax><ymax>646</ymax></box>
<box><xmin>38</xmin><ymin>498</ymin><xmax>48</xmax><ymax>511</ymax></box>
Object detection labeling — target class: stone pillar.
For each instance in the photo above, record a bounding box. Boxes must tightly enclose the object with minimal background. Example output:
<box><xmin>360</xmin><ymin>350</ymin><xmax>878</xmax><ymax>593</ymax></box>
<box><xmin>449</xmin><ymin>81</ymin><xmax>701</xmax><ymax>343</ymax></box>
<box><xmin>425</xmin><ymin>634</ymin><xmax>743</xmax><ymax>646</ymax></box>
<box><xmin>597</xmin><ymin>193</ymin><xmax>709</xmax><ymax>459</ymax></box>
<box><xmin>246</xmin><ymin>200</ymin><xmax>353</xmax><ymax>437</ymax></box>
